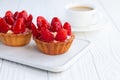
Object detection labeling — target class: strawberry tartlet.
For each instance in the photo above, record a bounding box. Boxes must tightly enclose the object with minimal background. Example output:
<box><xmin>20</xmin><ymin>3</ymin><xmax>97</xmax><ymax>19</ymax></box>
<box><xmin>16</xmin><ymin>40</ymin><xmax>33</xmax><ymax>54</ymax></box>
<box><xmin>0</xmin><ymin>10</ymin><xmax>33</xmax><ymax>46</ymax></box>
<box><xmin>31</xmin><ymin>16</ymin><xmax>75</xmax><ymax>55</ymax></box>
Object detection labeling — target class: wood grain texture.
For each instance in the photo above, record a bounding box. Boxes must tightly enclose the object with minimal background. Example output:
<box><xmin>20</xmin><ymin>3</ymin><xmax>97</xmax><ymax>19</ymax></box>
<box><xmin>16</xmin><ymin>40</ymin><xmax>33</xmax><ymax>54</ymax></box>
<box><xmin>96</xmin><ymin>0</ymin><xmax>120</xmax><ymax>32</ymax></box>
<box><xmin>0</xmin><ymin>60</ymin><xmax>48</xmax><ymax>80</ymax></box>
<box><xmin>0</xmin><ymin>0</ymin><xmax>120</xmax><ymax>80</ymax></box>
<box><xmin>48</xmin><ymin>51</ymin><xmax>99</xmax><ymax>80</ymax></box>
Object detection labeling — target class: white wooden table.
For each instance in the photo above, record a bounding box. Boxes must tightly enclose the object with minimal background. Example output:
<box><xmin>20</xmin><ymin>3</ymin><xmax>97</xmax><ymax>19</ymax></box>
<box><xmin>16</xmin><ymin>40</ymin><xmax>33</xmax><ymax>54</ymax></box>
<box><xmin>0</xmin><ymin>0</ymin><xmax>120</xmax><ymax>80</ymax></box>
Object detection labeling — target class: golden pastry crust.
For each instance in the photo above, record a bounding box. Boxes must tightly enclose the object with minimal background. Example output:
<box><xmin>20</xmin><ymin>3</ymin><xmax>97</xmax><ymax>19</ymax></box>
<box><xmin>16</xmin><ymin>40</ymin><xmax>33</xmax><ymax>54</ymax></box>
<box><xmin>0</xmin><ymin>32</ymin><xmax>32</xmax><ymax>47</ymax></box>
<box><xmin>34</xmin><ymin>34</ymin><xmax>75</xmax><ymax>55</ymax></box>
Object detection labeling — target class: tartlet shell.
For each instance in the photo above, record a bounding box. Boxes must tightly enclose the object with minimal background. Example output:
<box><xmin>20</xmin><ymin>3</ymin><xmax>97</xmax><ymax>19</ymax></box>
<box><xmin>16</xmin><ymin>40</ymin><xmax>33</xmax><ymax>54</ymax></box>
<box><xmin>34</xmin><ymin>34</ymin><xmax>75</xmax><ymax>55</ymax></box>
<box><xmin>0</xmin><ymin>32</ymin><xmax>32</xmax><ymax>47</ymax></box>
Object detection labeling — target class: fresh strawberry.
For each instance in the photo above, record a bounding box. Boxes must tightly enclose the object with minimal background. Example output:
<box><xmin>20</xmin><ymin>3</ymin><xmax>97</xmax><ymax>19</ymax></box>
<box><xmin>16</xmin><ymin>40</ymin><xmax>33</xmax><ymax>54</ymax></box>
<box><xmin>17</xmin><ymin>10</ymin><xmax>28</xmax><ymax>19</ymax></box>
<box><xmin>40</xmin><ymin>28</ymin><xmax>54</xmax><ymax>42</ymax></box>
<box><xmin>26</xmin><ymin>14</ymin><xmax>33</xmax><ymax>29</ymax></box>
<box><xmin>11</xmin><ymin>18</ymin><xmax>25</xmax><ymax>34</ymax></box>
<box><xmin>63</xmin><ymin>22</ymin><xmax>71</xmax><ymax>35</ymax></box>
<box><xmin>27</xmin><ymin>14</ymin><xmax>33</xmax><ymax>23</ymax></box>
<box><xmin>37</xmin><ymin>16</ymin><xmax>50</xmax><ymax>30</ymax></box>
<box><xmin>55</xmin><ymin>28</ymin><xmax>67</xmax><ymax>41</ymax></box>
<box><xmin>0</xmin><ymin>18</ymin><xmax>10</xmax><ymax>33</ymax></box>
<box><xmin>31</xmin><ymin>23</ymin><xmax>39</xmax><ymax>37</ymax></box>
<box><xmin>4</xmin><ymin>11</ymin><xmax>15</xmax><ymax>25</ymax></box>
<box><xmin>13</xmin><ymin>11</ymin><xmax>19</xmax><ymax>20</ymax></box>
<box><xmin>5</xmin><ymin>11</ymin><xmax>13</xmax><ymax>17</ymax></box>
<box><xmin>51</xmin><ymin>17</ymin><xmax>62</xmax><ymax>32</ymax></box>
<box><xmin>17</xmin><ymin>10</ymin><xmax>28</xmax><ymax>24</ymax></box>
<box><xmin>5</xmin><ymin>15</ymin><xmax>15</xmax><ymax>25</ymax></box>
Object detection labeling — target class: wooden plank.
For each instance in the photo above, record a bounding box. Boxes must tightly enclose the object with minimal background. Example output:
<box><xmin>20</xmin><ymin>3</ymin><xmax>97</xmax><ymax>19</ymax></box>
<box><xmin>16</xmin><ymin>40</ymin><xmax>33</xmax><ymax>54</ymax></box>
<box><xmin>0</xmin><ymin>60</ymin><xmax>48</xmax><ymax>80</ymax></box>
<box><xmin>48</xmin><ymin>51</ymin><xmax>99</xmax><ymax>80</ymax></box>
<box><xmin>86</xmin><ymin>31</ymin><xmax>120</xmax><ymax>80</ymax></box>
<box><xmin>84</xmin><ymin>0</ymin><xmax>120</xmax><ymax>79</ymax></box>
<box><xmin>95</xmin><ymin>0</ymin><xmax>120</xmax><ymax>31</ymax></box>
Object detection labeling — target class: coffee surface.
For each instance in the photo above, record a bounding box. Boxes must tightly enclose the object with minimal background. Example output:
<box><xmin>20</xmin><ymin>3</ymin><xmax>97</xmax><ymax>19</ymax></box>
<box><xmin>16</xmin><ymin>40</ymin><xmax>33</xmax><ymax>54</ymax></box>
<box><xmin>70</xmin><ymin>6</ymin><xmax>93</xmax><ymax>11</ymax></box>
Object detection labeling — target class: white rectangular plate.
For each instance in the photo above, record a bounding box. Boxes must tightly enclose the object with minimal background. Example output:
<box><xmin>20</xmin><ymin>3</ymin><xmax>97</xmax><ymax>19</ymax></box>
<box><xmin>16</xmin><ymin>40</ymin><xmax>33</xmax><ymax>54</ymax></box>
<box><xmin>0</xmin><ymin>38</ymin><xmax>91</xmax><ymax>72</ymax></box>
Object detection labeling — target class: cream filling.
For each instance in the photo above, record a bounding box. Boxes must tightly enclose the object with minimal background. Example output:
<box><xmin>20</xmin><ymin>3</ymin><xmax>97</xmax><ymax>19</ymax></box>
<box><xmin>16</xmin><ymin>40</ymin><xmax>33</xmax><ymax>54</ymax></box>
<box><xmin>51</xmin><ymin>32</ymin><xmax>71</xmax><ymax>42</ymax></box>
<box><xmin>7</xmin><ymin>30</ymin><xmax>13</xmax><ymax>33</ymax></box>
<box><xmin>7</xmin><ymin>28</ymin><xmax>31</xmax><ymax>34</ymax></box>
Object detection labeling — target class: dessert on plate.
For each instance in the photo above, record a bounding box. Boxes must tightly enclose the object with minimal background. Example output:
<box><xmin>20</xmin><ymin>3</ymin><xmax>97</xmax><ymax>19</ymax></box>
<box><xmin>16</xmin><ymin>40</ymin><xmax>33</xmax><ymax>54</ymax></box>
<box><xmin>0</xmin><ymin>10</ymin><xmax>33</xmax><ymax>46</ymax></box>
<box><xmin>31</xmin><ymin>16</ymin><xmax>75</xmax><ymax>55</ymax></box>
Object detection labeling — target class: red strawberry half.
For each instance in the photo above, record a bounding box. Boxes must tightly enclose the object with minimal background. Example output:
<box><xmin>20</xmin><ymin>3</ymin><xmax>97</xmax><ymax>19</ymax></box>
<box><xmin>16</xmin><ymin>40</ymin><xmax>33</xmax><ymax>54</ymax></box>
<box><xmin>26</xmin><ymin>14</ymin><xmax>33</xmax><ymax>29</ymax></box>
<box><xmin>5</xmin><ymin>11</ymin><xmax>15</xmax><ymax>25</ymax></box>
<box><xmin>51</xmin><ymin>17</ymin><xmax>62</xmax><ymax>32</ymax></box>
<box><xmin>5</xmin><ymin>15</ymin><xmax>15</xmax><ymax>25</ymax></box>
<box><xmin>11</xmin><ymin>18</ymin><xmax>25</xmax><ymax>34</ymax></box>
<box><xmin>55</xmin><ymin>28</ymin><xmax>67</xmax><ymax>41</ymax></box>
<box><xmin>63</xmin><ymin>22</ymin><xmax>71</xmax><ymax>35</ymax></box>
<box><xmin>31</xmin><ymin>23</ymin><xmax>39</xmax><ymax>38</ymax></box>
<box><xmin>5</xmin><ymin>11</ymin><xmax>13</xmax><ymax>17</ymax></box>
<box><xmin>37</xmin><ymin>16</ymin><xmax>50</xmax><ymax>30</ymax></box>
<box><xmin>17</xmin><ymin>10</ymin><xmax>28</xmax><ymax>19</ymax></box>
<box><xmin>40</xmin><ymin>28</ymin><xmax>54</xmax><ymax>42</ymax></box>
<box><xmin>0</xmin><ymin>18</ymin><xmax>10</xmax><ymax>33</ymax></box>
<box><xmin>13</xmin><ymin>11</ymin><xmax>19</xmax><ymax>20</ymax></box>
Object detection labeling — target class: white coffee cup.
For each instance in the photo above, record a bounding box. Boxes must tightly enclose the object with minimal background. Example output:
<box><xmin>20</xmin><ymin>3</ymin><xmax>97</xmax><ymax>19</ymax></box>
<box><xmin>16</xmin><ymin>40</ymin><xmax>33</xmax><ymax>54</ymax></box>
<box><xmin>65</xmin><ymin>4</ymin><xmax>98</xmax><ymax>29</ymax></box>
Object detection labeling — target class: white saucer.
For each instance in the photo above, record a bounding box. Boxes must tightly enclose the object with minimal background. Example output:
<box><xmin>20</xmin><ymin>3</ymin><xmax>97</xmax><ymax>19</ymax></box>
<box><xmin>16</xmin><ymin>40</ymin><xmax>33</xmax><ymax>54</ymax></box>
<box><xmin>72</xmin><ymin>14</ymin><xmax>107</xmax><ymax>32</ymax></box>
